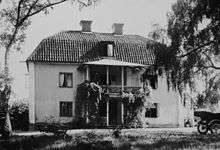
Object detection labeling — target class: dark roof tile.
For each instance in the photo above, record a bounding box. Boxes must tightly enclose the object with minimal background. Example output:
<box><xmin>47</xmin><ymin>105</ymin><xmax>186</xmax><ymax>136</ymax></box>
<box><xmin>26</xmin><ymin>31</ymin><xmax>157</xmax><ymax>65</ymax></box>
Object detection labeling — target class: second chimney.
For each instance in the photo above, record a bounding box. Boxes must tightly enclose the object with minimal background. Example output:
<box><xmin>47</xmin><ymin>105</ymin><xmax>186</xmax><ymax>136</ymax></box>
<box><xmin>80</xmin><ymin>20</ymin><xmax>92</xmax><ymax>32</ymax></box>
<box><xmin>112</xmin><ymin>23</ymin><xmax>124</xmax><ymax>35</ymax></box>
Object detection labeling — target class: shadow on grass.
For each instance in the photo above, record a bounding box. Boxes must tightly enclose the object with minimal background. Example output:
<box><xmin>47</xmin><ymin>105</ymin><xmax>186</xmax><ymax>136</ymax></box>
<box><xmin>133</xmin><ymin>134</ymin><xmax>220</xmax><ymax>150</ymax></box>
<box><xmin>1</xmin><ymin>132</ymin><xmax>220</xmax><ymax>150</ymax></box>
<box><xmin>0</xmin><ymin>135</ymin><xmax>61</xmax><ymax>150</ymax></box>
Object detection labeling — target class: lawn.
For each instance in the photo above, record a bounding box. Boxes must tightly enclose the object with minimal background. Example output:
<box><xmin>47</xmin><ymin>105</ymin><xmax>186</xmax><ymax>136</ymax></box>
<box><xmin>1</xmin><ymin>129</ymin><xmax>220</xmax><ymax>150</ymax></box>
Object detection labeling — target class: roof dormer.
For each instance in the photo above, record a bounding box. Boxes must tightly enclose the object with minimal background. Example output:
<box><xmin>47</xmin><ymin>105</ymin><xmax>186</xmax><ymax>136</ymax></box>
<box><xmin>100</xmin><ymin>41</ymin><xmax>114</xmax><ymax>57</ymax></box>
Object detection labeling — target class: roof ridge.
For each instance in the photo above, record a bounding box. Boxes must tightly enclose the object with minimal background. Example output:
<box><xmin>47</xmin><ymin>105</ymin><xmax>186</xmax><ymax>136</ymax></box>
<box><xmin>46</xmin><ymin>30</ymin><xmax>150</xmax><ymax>38</ymax></box>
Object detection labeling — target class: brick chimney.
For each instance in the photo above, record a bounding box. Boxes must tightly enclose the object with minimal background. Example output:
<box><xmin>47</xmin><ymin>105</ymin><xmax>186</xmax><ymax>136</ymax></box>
<box><xmin>80</xmin><ymin>20</ymin><xmax>92</xmax><ymax>32</ymax></box>
<box><xmin>112</xmin><ymin>23</ymin><xmax>124</xmax><ymax>35</ymax></box>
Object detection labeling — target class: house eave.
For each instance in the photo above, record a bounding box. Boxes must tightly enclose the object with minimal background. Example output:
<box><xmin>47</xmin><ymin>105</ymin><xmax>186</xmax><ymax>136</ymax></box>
<box><xmin>83</xmin><ymin>58</ymin><xmax>149</xmax><ymax>67</ymax></box>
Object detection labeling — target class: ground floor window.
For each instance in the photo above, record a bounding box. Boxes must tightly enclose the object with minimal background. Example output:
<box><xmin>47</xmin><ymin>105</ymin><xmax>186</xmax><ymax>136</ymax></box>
<box><xmin>60</xmin><ymin>101</ymin><xmax>73</xmax><ymax>117</ymax></box>
<box><xmin>145</xmin><ymin>103</ymin><xmax>158</xmax><ymax>118</ymax></box>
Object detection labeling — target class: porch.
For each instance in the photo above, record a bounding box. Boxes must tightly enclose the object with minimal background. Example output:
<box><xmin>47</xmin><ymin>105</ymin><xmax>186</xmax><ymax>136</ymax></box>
<box><xmin>83</xmin><ymin>59</ymin><xmax>146</xmax><ymax>126</ymax></box>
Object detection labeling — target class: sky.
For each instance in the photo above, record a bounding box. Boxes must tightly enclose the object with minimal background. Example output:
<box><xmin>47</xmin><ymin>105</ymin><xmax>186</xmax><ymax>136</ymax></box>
<box><xmin>0</xmin><ymin>0</ymin><xmax>177</xmax><ymax>101</ymax></box>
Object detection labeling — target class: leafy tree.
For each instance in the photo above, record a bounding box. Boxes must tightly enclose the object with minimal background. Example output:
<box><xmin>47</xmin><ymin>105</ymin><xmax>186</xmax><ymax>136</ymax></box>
<box><xmin>76</xmin><ymin>80</ymin><xmax>102</xmax><ymax>126</ymax></box>
<box><xmin>0</xmin><ymin>0</ymin><xmax>98</xmax><ymax>137</ymax></box>
<box><xmin>148</xmin><ymin>23</ymin><xmax>170</xmax><ymax>45</ymax></box>
<box><xmin>196</xmin><ymin>73</ymin><xmax>220</xmax><ymax>110</ymax></box>
<box><xmin>158</xmin><ymin>0</ymin><xmax>220</xmax><ymax>92</ymax></box>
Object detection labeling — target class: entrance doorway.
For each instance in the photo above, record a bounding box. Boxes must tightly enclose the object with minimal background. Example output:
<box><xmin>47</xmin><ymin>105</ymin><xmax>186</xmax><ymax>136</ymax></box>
<box><xmin>109</xmin><ymin>98</ymin><xmax>123</xmax><ymax>125</ymax></box>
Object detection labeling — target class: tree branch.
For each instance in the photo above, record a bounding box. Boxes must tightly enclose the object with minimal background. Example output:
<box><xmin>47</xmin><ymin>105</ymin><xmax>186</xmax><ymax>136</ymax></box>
<box><xmin>177</xmin><ymin>40</ymin><xmax>214</xmax><ymax>58</ymax></box>
<box><xmin>15</xmin><ymin>0</ymin><xmax>24</xmax><ymax>26</ymax></box>
<box><xmin>203</xmin><ymin>52</ymin><xmax>220</xmax><ymax>69</ymax></box>
<box><xmin>27</xmin><ymin>0</ymin><xmax>68</xmax><ymax>18</ymax></box>
<box><xmin>17</xmin><ymin>0</ymin><xmax>39</xmax><ymax>27</ymax></box>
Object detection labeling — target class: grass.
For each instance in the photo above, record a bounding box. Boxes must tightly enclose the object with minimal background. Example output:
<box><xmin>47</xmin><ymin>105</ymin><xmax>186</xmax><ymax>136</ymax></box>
<box><xmin>1</xmin><ymin>129</ymin><xmax>220</xmax><ymax>150</ymax></box>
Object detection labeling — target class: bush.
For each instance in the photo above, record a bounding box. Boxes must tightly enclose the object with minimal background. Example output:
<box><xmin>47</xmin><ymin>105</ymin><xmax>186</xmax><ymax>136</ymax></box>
<box><xmin>9</xmin><ymin>102</ymin><xmax>29</xmax><ymax>131</ymax></box>
<box><xmin>70</xmin><ymin>117</ymin><xmax>88</xmax><ymax>129</ymax></box>
<box><xmin>0</xmin><ymin>102</ymin><xmax>5</xmax><ymax>133</ymax></box>
<box><xmin>35</xmin><ymin>122</ymin><xmax>72</xmax><ymax>140</ymax></box>
<box><xmin>124</xmin><ymin>114</ymin><xmax>145</xmax><ymax>128</ymax></box>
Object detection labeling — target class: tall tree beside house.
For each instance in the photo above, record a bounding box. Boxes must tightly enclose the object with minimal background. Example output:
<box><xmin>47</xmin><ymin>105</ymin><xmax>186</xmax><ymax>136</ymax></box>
<box><xmin>157</xmin><ymin>0</ymin><xmax>220</xmax><ymax>93</ymax></box>
<box><xmin>196</xmin><ymin>72</ymin><xmax>220</xmax><ymax>109</ymax></box>
<box><xmin>148</xmin><ymin>23</ymin><xmax>170</xmax><ymax>45</ymax></box>
<box><xmin>0</xmin><ymin>0</ymin><xmax>98</xmax><ymax>137</ymax></box>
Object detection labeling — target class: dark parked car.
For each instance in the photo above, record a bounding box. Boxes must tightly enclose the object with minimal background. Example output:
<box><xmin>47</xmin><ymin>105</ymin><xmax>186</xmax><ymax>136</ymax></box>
<box><xmin>194</xmin><ymin>111</ymin><xmax>220</xmax><ymax>134</ymax></box>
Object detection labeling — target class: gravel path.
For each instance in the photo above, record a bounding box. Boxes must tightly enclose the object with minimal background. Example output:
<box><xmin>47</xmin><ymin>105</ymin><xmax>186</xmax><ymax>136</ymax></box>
<box><xmin>13</xmin><ymin>127</ymin><xmax>197</xmax><ymax>136</ymax></box>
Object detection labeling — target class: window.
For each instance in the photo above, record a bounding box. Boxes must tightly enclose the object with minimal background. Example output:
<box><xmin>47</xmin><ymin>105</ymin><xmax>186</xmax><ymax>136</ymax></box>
<box><xmin>60</xmin><ymin>102</ymin><xmax>73</xmax><ymax>117</ymax></box>
<box><xmin>107</xmin><ymin>44</ymin><xmax>113</xmax><ymax>57</ymax></box>
<box><xmin>59</xmin><ymin>72</ymin><xmax>73</xmax><ymax>88</ymax></box>
<box><xmin>100</xmin><ymin>41</ymin><xmax>114</xmax><ymax>57</ymax></box>
<box><xmin>143</xmin><ymin>69</ymin><xmax>158</xmax><ymax>89</ymax></box>
<box><xmin>145</xmin><ymin>103</ymin><xmax>158</xmax><ymax>118</ymax></box>
<box><xmin>109</xmin><ymin>66</ymin><xmax>127</xmax><ymax>86</ymax></box>
<box><xmin>148</xmin><ymin>75</ymin><xmax>158</xmax><ymax>89</ymax></box>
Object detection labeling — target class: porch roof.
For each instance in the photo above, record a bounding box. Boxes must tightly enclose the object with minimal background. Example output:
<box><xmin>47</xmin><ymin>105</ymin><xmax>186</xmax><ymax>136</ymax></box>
<box><xmin>83</xmin><ymin>58</ymin><xmax>147</xmax><ymax>67</ymax></box>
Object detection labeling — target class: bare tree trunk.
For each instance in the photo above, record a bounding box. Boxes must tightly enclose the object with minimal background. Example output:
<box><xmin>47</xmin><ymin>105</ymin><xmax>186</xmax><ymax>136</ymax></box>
<box><xmin>1</xmin><ymin>47</ymin><xmax>12</xmax><ymax>138</ymax></box>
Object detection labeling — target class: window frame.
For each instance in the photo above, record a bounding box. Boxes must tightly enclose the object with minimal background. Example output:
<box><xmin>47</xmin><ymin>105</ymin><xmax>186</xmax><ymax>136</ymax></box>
<box><xmin>59</xmin><ymin>72</ymin><xmax>73</xmax><ymax>88</ymax></box>
<box><xmin>59</xmin><ymin>101</ymin><xmax>73</xmax><ymax>117</ymax></box>
<box><xmin>145</xmin><ymin>103</ymin><xmax>158</xmax><ymax>118</ymax></box>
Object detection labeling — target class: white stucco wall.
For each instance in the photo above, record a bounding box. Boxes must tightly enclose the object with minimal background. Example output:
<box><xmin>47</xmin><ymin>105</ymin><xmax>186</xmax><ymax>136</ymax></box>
<box><xmin>126</xmin><ymin>68</ymin><xmax>188</xmax><ymax>127</ymax></box>
<box><xmin>143</xmin><ymin>74</ymin><xmax>182</xmax><ymax>127</ymax></box>
<box><xmin>28</xmin><ymin>62</ymin><xmax>35</xmax><ymax>124</ymax></box>
<box><xmin>31</xmin><ymin>63</ymin><xmax>84</xmax><ymax>123</ymax></box>
<box><xmin>28</xmin><ymin>64</ymin><xmax>193</xmax><ymax>127</ymax></box>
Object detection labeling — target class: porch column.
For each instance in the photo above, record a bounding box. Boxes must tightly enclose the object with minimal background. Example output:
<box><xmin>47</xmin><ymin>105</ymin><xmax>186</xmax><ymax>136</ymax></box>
<box><xmin>106</xmin><ymin>66</ymin><xmax>109</xmax><ymax>126</ymax></box>
<box><xmin>106</xmin><ymin>66</ymin><xmax>109</xmax><ymax>86</ymax></box>
<box><xmin>121</xmin><ymin>66</ymin><xmax>124</xmax><ymax>90</ymax></box>
<box><xmin>86</xmin><ymin>65</ymin><xmax>90</xmax><ymax>80</ymax></box>
<box><xmin>106</xmin><ymin>100</ymin><xmax>109</xmax><ymax>126</ymax></box>
<box><xmin>121</xmin><ymin>66</ymin><xmax>124</xmax><ymax>124</ymax></box>
<box><xmin>86</xmin><ymin>65</ymin><xmax>89</xmax><ymax>124</ymax></box>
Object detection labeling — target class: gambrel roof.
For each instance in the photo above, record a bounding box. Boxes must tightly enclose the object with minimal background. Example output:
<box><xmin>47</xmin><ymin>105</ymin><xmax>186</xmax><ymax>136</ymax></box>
<box><xmin>26</xmin><ymin>31</ymin><xmax>157</xmax><ymax>65</ymax></box>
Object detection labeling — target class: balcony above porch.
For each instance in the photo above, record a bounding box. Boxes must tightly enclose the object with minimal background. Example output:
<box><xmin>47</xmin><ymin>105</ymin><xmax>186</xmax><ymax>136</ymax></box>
<box><xmin>101</xmin><ymin>85</ymin><xmax>142</xmax><ymax>97</ymax></box>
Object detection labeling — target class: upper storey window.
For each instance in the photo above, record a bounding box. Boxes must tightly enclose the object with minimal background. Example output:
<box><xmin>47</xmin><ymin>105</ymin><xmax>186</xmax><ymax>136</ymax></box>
<box><xmin>100</xmin><ymin>41</ymin><xmax>114</xmax><ymax>57</ymax></box>
<box><xmin>107</xmin><ymin>44</ymin><xmax>113</xmax><ymax>57</ymax></box>
<box><xmin>59</xmin><ymin>72</ymin><xmax>73</xmax><ymax>88</ymax></box>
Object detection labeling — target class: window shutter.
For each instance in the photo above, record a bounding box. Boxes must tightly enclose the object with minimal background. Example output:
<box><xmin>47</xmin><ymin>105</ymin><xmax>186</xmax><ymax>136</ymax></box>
<box><xmin>59</xmin><ymin>73</ymin><xmax>65</xmax><ymax>87</ymax></box>
<box><xmin>156</xmin><ymin>103</ymin><xmax>159</xmax><ymax>117</ymax></box>
<box><xmin>66</xmin><ymin>74</ymin><xmax>72</xmax><ymax>87</ymax></box>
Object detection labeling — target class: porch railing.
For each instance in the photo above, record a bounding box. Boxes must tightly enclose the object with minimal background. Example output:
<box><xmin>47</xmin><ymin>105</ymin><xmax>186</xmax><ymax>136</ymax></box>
<box><xmin>101</xmin><ymin>85</ymin><xmax>142</xmax><ymax>96</ymax></box>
